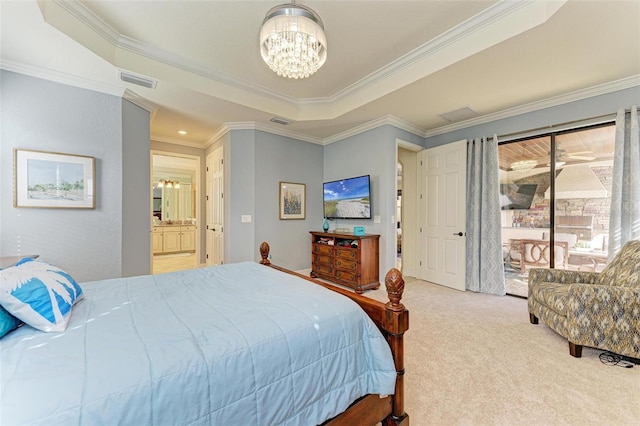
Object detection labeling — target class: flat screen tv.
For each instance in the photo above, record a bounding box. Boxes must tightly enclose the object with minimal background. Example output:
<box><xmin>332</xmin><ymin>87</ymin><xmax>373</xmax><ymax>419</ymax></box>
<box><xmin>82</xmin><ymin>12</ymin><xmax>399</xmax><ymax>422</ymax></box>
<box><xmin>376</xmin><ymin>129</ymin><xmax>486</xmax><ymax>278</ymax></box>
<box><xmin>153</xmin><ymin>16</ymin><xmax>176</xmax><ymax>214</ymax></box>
<box><xmin>500</xmin><ymin>183</ymin><xmax>537</xmax><ymax>210</ymax></box>
<box><xmin>323</xmin><ymin>175</ymin><xmax>371</xmax><ymax>219</ymax></box>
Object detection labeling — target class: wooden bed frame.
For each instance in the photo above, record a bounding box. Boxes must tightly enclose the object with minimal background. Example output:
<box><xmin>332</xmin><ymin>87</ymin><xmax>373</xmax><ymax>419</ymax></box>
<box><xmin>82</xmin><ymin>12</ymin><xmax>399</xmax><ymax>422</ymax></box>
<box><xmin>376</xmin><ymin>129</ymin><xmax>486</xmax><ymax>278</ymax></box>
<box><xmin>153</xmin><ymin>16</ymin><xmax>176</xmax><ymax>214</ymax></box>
<box><xmin>258</xmin><ymin>242</ymin><xmax>410</xmax><ymax>426</ymax></box>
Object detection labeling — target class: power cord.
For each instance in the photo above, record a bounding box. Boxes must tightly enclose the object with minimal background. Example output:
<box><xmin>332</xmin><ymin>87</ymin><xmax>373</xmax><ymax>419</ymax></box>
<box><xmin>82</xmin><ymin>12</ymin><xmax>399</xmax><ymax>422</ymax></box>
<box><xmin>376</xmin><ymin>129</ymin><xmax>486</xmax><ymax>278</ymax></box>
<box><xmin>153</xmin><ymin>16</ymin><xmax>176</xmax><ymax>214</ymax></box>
<box><xmin>599</xmin><ymin>351</ymin><xmax>639</xmax><ymax>368</ymax></box>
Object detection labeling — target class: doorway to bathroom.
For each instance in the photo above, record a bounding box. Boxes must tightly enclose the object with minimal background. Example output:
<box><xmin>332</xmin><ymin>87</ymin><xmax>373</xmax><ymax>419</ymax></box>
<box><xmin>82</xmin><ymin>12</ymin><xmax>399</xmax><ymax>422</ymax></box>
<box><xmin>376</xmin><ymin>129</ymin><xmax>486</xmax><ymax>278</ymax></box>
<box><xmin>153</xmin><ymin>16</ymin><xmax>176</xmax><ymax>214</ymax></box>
<box><xmin>151</xmin><ymin>152</ymin><xmax>201</xmax><ymax>274</ymax></box>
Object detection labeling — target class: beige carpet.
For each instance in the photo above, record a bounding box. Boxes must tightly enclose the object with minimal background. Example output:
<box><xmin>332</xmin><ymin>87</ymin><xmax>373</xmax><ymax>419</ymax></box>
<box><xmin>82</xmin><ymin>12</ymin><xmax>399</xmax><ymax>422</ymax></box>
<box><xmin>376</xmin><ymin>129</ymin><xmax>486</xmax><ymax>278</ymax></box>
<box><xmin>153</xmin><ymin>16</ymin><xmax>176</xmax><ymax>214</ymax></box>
<box><xmin>365</xmin><ymin>278</ymin><xmax>640</xmax><ymax>425</ymax></box>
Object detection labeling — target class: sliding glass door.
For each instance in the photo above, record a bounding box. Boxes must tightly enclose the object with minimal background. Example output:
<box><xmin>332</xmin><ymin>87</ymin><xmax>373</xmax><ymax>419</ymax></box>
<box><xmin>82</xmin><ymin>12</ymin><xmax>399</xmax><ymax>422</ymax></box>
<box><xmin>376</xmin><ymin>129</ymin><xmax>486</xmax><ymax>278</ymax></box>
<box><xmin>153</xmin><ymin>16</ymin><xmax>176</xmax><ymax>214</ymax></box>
<box><xmin>498</xmin><ymin>123</ymin><xmax>615</xmax><ymax>297</ymax></box>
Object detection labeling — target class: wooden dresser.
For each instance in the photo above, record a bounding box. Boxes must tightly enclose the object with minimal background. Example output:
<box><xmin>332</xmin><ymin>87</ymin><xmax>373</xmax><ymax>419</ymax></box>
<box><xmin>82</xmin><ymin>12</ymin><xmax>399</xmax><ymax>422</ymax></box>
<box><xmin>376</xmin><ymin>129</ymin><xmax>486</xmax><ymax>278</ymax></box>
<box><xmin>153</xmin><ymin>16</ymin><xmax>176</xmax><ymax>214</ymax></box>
<box><xmin>309</xmin><ymin>231</ymin><xmax>380</xmax><ymax>293</ymax></box>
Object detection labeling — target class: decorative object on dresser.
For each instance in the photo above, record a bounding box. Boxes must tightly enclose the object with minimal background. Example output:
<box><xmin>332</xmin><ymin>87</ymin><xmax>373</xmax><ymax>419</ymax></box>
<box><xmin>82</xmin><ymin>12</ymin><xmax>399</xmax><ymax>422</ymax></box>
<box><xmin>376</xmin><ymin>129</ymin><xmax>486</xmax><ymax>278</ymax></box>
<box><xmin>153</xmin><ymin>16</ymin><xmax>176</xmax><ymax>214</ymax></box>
<box><xmin>310</xmin><ymin>231</ymin><xmax>380</xmax><ymax>293</ymax></box>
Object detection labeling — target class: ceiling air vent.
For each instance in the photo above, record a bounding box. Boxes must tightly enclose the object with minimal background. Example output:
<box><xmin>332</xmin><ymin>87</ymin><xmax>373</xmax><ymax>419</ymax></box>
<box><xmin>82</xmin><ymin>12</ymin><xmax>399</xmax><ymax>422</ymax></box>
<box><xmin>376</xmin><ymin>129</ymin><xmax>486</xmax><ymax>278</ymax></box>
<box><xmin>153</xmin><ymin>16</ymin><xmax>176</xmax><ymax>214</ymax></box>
<box><xmin>118</xmin><ymin>70</ymin><xmax>157</xmax><ymax>89</ymax></box>
<box><xmin>440</xmin><ymin>106</ymin><xmax>479</xmax><ymax>123</ymax></box>
<box><xmin>270</xmin><ymin>117</ymin><xmax>291</xmax><ymax>125</ymax></box>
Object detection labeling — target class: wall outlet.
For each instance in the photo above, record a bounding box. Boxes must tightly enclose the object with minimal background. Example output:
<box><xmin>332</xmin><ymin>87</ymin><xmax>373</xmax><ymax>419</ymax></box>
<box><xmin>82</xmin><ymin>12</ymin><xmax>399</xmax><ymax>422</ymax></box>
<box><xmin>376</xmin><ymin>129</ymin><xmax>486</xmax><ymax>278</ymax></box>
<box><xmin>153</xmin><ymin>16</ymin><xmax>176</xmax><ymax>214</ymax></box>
<box><xmin>241</xmin><ymin>215</ymin><xmax>252</xmax><ymax>223</ymax></box>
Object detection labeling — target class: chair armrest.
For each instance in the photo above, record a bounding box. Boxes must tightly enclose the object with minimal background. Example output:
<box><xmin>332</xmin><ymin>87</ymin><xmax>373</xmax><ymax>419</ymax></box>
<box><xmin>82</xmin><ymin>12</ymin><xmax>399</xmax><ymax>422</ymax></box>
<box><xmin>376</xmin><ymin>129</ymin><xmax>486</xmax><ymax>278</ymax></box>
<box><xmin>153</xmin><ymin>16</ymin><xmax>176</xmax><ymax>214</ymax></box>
<box><xmin>528</xmin><ymin>268</ymin><xmax>598</xmax><ymax>286</ymax></box>
<box><xmin>566</xmin><ymin>285</ymin><xmax>640</xmax><ymax>355</ymax></box>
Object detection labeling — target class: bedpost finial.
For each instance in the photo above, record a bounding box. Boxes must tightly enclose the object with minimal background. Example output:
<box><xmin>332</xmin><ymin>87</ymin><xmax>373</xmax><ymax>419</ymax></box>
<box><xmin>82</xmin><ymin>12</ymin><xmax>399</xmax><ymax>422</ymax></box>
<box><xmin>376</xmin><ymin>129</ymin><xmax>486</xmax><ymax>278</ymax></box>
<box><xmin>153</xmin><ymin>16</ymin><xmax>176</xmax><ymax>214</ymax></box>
<box><xmin>259</xmin><ymin>242</ymin><xmax>271</xmax><ymax>265</ymax></box>
<box><xmin>385</xmin><ymin>268</ymin><xmax>405</xmax><ymax>311</ymax></box>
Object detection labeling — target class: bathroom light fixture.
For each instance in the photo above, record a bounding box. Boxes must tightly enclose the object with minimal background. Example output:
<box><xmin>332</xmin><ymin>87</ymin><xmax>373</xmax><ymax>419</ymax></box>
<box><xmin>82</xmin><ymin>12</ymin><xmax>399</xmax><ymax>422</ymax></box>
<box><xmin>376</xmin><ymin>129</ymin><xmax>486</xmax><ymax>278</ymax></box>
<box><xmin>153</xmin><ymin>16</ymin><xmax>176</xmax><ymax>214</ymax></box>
<box><xmin>158</xmin><ymin>179</ymin><xmax>180</xmax><ymax>189</ymax></box>
<box><xmin>260</xmin><ymin>1</ymin><xmax>327</xmax><ymax>79</ymax></box>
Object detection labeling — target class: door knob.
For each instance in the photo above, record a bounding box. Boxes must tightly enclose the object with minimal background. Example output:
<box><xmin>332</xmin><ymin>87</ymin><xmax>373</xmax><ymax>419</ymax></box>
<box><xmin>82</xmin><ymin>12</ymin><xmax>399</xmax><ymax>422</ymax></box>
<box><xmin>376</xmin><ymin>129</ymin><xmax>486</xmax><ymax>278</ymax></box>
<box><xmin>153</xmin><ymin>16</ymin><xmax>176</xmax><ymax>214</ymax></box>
<box><xmin>453</xmin><ymin>232</ymin><xmax>464</xmax><ymax>236</ymax></box>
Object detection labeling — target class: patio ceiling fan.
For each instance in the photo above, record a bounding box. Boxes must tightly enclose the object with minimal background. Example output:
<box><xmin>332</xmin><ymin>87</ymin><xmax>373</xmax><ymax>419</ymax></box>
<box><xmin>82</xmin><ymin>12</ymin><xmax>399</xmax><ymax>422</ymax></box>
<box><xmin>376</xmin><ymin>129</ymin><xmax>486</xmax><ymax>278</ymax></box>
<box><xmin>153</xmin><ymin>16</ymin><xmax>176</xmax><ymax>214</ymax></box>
<box><xmin>537</xmin><ymin>148</ymin><xmax>596</xmax><ymax>164</ymax></box>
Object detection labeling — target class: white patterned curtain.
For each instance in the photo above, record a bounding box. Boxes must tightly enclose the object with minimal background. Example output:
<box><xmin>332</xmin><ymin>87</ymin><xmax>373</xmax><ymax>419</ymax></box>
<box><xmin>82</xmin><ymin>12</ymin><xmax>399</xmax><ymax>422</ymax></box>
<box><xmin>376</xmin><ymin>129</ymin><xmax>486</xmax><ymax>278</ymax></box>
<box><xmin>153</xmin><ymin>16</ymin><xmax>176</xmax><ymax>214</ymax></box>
<box><xmin>608</xmin><ymin>105</ymin><xmax>640</xmax><ymax>260</ymax></box>
<box><xmin>466</xmin><ymin>136</ymin><xmax>505</xmax><ymax>295</ymax></box>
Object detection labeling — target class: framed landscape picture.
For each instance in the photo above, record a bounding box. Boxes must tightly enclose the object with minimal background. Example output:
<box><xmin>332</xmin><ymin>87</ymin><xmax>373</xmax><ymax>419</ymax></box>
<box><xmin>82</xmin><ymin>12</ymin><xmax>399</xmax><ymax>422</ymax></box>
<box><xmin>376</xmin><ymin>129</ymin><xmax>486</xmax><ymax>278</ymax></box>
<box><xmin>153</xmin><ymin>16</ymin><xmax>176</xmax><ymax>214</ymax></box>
<box><xmin>279</xmin><ymin>182</ymin><xmax>305</xmax><ymax>220</ymax></box>
<box><xmin>14</xmin><ymin>149</ymin><xmax>96</xmax><ymax>209</ymax></box>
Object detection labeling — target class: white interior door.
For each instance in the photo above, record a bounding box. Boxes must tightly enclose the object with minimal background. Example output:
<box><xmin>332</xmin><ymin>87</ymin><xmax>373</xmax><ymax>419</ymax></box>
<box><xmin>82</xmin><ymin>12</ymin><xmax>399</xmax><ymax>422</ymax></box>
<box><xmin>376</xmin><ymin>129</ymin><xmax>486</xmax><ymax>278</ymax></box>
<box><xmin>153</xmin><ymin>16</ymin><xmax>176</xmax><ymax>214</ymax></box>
<box><xmin>418</xmin><ymin>140</ymin><xmax>467</xmax><ymax>291</ymax></box>
<box><xmin>206</xmin><ymin>147</ymin><xmax>224</xmax><ymax>265</ymax></box>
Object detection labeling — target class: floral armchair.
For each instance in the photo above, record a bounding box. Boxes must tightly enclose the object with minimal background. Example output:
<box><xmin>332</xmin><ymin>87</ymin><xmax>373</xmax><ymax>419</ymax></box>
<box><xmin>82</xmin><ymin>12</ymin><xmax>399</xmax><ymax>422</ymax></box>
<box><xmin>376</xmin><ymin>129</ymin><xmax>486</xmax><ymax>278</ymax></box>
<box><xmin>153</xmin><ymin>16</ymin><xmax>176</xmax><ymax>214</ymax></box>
<box><xmin>528</xmin><ymin>240</ymin><xmax>640</xmax><ymax>358</ymax></box>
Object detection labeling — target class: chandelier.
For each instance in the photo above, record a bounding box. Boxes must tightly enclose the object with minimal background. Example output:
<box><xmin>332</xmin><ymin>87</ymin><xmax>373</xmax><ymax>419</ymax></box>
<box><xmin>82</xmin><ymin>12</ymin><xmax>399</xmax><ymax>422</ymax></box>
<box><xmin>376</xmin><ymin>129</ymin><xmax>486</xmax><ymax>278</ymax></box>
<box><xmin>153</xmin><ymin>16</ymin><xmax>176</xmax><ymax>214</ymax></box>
<box><xmin>157</xmin><ymin>179</ymin><xmax>180</xmax><ymax>189</ymax></box>
<box><xmin>259</xmin><ymin>2</ymin><xmax>327</xmax><ymax>79</ymax></box>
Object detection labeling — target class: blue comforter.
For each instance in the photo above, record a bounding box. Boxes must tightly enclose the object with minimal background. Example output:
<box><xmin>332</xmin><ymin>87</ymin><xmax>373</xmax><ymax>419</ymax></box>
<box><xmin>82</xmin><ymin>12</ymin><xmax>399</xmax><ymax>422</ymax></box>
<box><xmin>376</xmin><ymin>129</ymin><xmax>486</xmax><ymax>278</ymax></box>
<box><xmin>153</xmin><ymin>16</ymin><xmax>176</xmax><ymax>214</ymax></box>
<box><xmin>0</xmin><ymin>262</ymin><xmax>396</xmax><ymax>425</ymax></box>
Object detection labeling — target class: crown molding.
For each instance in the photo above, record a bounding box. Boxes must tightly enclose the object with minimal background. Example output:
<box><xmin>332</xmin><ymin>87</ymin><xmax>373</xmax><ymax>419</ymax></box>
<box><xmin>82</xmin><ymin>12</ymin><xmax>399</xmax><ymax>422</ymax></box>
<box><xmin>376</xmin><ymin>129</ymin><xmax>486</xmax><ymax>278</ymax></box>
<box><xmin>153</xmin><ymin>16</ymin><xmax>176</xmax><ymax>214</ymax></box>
<box><xmin>122</xmin><ymin>89</ymin><xmax>157</xmax><ymax>113</ymax></box>
<box><xmin>0</xmin><ymin>59</ymin><xmax>124</xmax><ymax>97</ymax></box>
<box><xmin>204</xmin><ymin>122</ymin><xmax>323</xmax><ymax>148</ymax></box>
<box><xmin>51</xmin><ymin>0</ymin><xmax>299</xmax><ymax>104</ymax></box>
<box><xmin>46</xmin><ymin>0</ymin><xmax>565</xmax><ymax>122</ymax></box>
<box><xmin>326</xmin><ymin>0</ymin><xmax>540</xmax><ymax>103</ymax></box>
<box><xmin>322</xmin><ymin>115</ymin><xmax>426</xmax><ymax>145</ymax></box>
<box><xmin>423</xmin><ymin>75</ymin><xmax>640</xmax><ymax>138</ymax></box>
<box><xmin>151</xmin><ymin>134</ymin><xmax>208</xmax><ymax>149</ymax></box>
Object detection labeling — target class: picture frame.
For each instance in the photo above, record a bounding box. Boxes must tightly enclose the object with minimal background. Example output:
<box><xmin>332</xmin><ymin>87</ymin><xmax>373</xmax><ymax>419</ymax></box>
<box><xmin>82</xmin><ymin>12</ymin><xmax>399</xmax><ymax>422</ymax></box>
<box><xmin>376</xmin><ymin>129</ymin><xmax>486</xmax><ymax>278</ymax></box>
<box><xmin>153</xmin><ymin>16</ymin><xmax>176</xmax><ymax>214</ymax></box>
<box><xmin>279</xmin><ymin>182</ymin><xmax>305</xmax><ymax>220</ymax></box>
<box><xmin>14</xmin><ymin>149</ymin><xmax>96</xmax><ymax>209</ymax></box>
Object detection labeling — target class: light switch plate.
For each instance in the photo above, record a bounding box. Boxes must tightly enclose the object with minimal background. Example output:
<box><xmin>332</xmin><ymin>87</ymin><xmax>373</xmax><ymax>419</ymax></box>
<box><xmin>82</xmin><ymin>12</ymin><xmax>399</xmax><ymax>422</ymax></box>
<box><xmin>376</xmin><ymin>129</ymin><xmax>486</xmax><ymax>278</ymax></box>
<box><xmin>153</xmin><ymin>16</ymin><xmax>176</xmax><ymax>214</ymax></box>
<box><xmin>374</xmin><ymin>215</ymin><xmax>381</xmax><ymax>223</ymax></box>
<box><xmin>241</xmin><ymin>215</ymin><xmax>252</xmax><ymax>223</ymax></box>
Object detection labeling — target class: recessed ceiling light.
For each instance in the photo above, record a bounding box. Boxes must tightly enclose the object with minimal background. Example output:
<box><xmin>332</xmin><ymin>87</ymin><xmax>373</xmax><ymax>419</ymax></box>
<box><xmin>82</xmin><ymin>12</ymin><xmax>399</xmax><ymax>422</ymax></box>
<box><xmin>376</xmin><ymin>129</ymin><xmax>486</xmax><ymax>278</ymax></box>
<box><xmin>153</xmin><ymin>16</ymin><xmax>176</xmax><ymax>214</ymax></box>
<box><xmin>178</xmin><ymin>130</ymin><xmax>187</xmax><ymax>135</ymax></box>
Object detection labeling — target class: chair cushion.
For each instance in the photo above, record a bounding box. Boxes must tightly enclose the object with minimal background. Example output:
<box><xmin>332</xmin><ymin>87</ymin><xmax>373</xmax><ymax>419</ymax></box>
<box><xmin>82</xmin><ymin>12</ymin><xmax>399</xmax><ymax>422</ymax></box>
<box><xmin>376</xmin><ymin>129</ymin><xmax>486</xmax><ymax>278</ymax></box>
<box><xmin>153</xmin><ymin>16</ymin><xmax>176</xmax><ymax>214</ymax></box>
<box><xmin>596</xmin><ymin>240</ymin><xmax>640</xmax><ymax>287</ymax></box>
<box><xmin>529</xmin><ymin>281</ymin><xmax>569</xmax><ymax>316</ymax></box>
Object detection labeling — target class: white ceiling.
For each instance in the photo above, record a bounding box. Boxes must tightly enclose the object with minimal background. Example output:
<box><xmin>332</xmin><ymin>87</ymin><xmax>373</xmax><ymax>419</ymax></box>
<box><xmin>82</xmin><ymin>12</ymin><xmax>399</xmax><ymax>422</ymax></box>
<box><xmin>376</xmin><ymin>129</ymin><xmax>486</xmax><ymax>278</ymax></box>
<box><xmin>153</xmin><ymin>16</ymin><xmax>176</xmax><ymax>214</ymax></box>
<box><xmin>1</xmin><ymin>0</ymin><xmax>639</xmax><ymax>147</ymax></box>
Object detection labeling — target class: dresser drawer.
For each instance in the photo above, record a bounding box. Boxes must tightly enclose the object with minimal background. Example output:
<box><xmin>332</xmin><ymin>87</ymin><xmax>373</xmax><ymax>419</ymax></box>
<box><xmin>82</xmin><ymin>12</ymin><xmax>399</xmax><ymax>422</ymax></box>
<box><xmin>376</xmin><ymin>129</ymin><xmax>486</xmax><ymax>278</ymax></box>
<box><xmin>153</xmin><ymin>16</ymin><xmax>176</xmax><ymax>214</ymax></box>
<box><xmin>334</xmin><ymin>257</ymin><xmax>357</xmax><ymax>272</ymax></box>
<box><xmin>313</xmin><ymin>263</ymin><xmax>333</xmax><ymax>275</ymax></box>
<box><xmin>314</xmin><ymin>254</ymin><xmax>333</xmax><ymax>266</ymax></box>
<box><xmin>313</xmin><ymin>244</ymin><xmax>334</xmax><ymax>256</ymax></box>
<box><xmin>335</xmin><ymin>269</ymin><xmax>357</xmax><ymax>283</ymax></box>
<box><xmin>334</xmin><ymin>247</ymin><xmax>357</xmax><ymax>260</ymax></box>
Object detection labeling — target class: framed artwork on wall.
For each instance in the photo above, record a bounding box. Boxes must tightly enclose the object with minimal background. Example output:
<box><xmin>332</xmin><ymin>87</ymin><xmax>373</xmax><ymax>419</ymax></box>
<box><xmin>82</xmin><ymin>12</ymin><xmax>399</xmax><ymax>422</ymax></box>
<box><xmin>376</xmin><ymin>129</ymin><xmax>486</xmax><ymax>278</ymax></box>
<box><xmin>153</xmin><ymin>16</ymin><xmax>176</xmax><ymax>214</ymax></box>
<box><xmin>14</xmin><ymin>149</ymin><xmax>96</xmax><ymax>209</ymax></box>
<box><xmin>279</xmin><ymin>182</ymin><xmax>305</xmax><ymax>220</ymax></box>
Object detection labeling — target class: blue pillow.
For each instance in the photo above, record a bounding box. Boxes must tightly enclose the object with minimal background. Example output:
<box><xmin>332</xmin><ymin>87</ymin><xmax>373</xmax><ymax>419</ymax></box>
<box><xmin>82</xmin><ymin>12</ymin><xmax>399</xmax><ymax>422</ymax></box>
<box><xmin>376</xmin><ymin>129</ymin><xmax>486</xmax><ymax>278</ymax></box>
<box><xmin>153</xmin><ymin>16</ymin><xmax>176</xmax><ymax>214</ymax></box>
<box><xmin>0</xmin><ymin>305</ymin><xmax>22</xmax><ymax>338</ymax></box>
<box><xmin>0</xmin><ymin>259</ymin><xmax>83</xmax><ymax>332</ymax></box>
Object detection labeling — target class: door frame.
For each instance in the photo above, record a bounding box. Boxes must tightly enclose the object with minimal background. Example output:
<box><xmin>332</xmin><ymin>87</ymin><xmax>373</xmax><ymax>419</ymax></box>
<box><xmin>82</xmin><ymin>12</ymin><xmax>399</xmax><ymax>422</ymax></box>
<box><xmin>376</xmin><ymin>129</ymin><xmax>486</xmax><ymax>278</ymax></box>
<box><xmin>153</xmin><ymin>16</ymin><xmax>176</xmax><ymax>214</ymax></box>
<box><xmin>396</xmin><ymin>139</ymin><xmax>422</xmax><ymax>278</ymax></box>
<box><xmin>150</xmin><ymin>150</ymin><xmax>201</xmax><ymax>271</ymax></box>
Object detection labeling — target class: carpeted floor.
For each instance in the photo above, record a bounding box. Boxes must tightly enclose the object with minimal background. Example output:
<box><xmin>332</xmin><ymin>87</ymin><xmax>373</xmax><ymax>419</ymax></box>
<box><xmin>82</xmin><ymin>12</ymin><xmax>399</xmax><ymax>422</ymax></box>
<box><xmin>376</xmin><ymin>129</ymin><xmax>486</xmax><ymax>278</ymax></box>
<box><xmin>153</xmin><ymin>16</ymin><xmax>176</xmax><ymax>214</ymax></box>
<box><xmin>365</xmin><ymin>278</ymin><xmax>640</xmax><ymax>425</ymax></box>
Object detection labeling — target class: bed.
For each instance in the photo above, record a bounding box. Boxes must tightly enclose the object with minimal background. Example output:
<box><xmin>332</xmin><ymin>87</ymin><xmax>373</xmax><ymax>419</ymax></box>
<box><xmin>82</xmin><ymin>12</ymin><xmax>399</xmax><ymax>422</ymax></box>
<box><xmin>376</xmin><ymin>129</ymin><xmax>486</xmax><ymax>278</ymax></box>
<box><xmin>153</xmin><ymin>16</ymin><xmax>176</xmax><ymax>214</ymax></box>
<box><xmin>0</xmin><ymin>242</ymin><xmax>409</xmax><ymax>425</ymax></box>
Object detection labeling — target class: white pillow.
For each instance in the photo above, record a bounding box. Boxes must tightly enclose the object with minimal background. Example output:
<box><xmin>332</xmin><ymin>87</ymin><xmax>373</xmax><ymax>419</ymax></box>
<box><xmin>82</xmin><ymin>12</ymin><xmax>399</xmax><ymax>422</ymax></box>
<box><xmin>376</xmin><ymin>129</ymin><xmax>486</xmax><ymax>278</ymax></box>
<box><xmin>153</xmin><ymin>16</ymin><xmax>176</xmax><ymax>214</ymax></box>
<box><xmin>0</xmin><ymin>258</ymin><xmax>83</xmax><ymax>332</ymax></box>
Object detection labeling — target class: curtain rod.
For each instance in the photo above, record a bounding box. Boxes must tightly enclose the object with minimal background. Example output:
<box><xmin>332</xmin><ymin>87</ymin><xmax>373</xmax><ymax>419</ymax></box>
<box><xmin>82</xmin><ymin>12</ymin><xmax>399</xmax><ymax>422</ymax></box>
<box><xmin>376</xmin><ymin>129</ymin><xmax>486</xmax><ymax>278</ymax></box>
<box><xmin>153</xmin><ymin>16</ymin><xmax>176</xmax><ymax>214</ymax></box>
<box><xmin>487</xmin><ymin>108</ymin><xmax>633</xmax><ymax>142</ymax></box>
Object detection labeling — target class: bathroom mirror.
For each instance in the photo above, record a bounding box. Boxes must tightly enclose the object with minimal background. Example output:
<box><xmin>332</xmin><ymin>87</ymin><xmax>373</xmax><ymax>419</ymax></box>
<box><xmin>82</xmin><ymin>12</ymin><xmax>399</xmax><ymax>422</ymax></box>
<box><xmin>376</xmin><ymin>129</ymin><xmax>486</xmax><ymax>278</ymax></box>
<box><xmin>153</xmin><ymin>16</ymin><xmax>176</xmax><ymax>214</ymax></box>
<box><xmin>152</xmin><ymin>155</ymin><xmax>197</xmax><ymax>223</ymax></box>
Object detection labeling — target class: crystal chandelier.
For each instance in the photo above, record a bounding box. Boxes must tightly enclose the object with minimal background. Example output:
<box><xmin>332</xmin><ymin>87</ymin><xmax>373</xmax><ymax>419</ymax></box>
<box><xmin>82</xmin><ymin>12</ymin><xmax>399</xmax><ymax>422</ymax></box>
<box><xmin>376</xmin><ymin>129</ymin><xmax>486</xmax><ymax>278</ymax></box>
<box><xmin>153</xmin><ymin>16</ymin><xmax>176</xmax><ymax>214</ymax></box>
<box><xmin>260</xmin><ymin>2</ymin><xmax>327</xmax><ymax>79</ymax></box>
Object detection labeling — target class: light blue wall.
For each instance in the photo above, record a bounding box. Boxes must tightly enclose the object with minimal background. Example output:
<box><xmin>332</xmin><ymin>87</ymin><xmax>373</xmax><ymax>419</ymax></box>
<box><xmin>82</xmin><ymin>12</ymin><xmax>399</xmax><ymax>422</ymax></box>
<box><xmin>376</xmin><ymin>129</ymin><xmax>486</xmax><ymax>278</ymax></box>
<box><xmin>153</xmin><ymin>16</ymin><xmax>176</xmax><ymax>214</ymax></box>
<box><xmin>254</xmin><ymin>131</ymin><xmax>323</xmax><ymax>270</ymax></box>
<box><xmin>207</xmin><ymin>129</ymin><xmax>323</xmax><ymax>270</ymax></box>
<box><xmin>122</xmin><ymin>100</ymin><xmax>151</xmax><ymax>277</ymax></box>
<box><xmin>424</xmin><ymin>87</ymin><xmax>640</xmax><ymax>147</ymax></box>
<box><xmin>0</xmin><ymin>71</ymin><xmax>150</xmax><ymax>282</ymax></box>
<box><xmin>324</xmin><ymin>125</ymin><xmax>423</xmax><ymax>278</ymax></box>
<box><xmin>227</xmin><ymin>130</ymin><xmax>257</xmax><ymax>263</ymax></box>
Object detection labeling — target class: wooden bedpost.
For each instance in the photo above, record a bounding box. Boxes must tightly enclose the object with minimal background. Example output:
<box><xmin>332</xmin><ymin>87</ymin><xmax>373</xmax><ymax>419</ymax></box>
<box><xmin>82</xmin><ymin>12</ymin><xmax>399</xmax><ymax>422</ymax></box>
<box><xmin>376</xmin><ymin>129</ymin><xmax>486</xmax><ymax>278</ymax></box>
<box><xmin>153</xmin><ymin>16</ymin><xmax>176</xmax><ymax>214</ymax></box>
<box><xmin>383</xmin><ymin>268</ymin><xmax>409</xmax><ymax>426</ymax></box>
<box><xmin>257</xmin><ymin>242</ymin><xmax>410</xmax><ymax>426</ymax></box>
<box><xmin>259</xmin><ymin>242</ymin><xmax>271</xmax><ymax>265</ymax></box>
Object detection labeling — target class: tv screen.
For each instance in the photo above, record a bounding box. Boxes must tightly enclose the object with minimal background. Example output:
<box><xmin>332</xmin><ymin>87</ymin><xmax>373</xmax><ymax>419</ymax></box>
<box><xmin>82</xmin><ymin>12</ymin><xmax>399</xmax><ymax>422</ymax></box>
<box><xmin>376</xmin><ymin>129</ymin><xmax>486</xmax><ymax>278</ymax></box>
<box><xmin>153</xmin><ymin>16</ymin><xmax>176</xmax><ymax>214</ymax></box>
<box><xmin>500</xmin><ymin>183</ymin><xmax>537</xmax><ymax>210</ymax></box>
<box><xmin>323</xmin><ymin>175</ymin><xmax>371</xmax><ymax>219</ymax></box>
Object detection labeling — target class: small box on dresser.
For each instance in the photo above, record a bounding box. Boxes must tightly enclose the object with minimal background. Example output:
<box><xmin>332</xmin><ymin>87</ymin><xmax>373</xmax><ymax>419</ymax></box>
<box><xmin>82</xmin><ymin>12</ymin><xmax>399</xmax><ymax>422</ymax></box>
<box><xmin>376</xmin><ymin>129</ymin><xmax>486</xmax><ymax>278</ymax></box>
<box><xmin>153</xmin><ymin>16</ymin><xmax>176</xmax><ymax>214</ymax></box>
<box><xmin>309</xmin><ymin>231</ymin><xmax>380</xmax><ymax>293</ymax></box>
